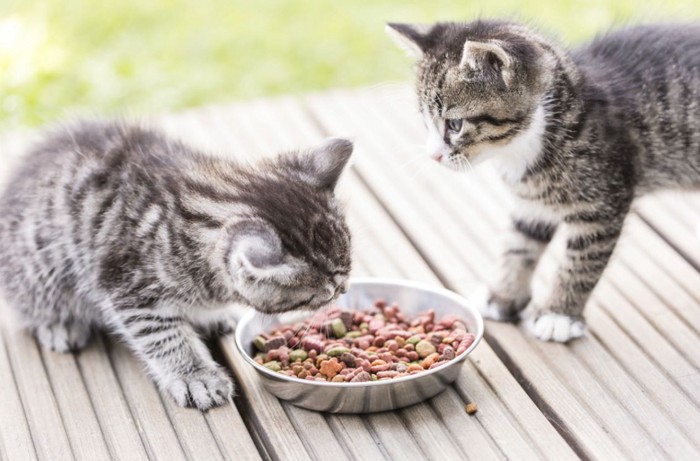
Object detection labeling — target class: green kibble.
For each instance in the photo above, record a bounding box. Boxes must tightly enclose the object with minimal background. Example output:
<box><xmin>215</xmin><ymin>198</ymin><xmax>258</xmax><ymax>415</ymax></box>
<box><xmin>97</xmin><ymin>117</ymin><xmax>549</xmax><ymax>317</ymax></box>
<box><xmin>406</xmin><ymin>335</ymin><xmax>421</xmax><ymax>345</ymax></box>
<box><xmin>345</xmin><ymin>331</ymin><xmax>361</xmax><ymax>339</ymax></box>
<box><xmin>331</xmin><ymin>318</ymin><xmax>347</xmax><ymax>338</ymax></box>
<box><xmin>327</xmin><ymin>347</ymin><xmax>350</xmax><ymax>357</ymax></box>
<box><xmin>289</xmin><ymin>349</ymin><xmax>308</xmax><ymax>362</ymax></box>
<box><xmin>359</xmin><ymin>322</ymin><xmax>369</xmax><ymax>331</ymax></box>
<box><xmin>370</xmin><ymin>374</ymin><xmax>378</xmax><ymax>381</ymax></box>
<box><xmin>416</xmin><ymin>340</ymin><xmax>437</xmax><ymax>358</ymax></box>
<box><xmin>263</xmin><ymin>361</ymin><xmax>281</xmax><ymax>372</ymax></box>
<box><xmin>253</xmin><ymin>335</ymin><xmax>266</xmax><ymax>352</ymax></box>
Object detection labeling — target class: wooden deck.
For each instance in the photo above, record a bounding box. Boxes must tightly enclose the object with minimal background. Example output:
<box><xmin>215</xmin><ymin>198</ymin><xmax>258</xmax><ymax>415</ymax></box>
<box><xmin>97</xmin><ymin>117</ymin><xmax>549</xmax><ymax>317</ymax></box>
<box><xmin>2</xmin><ymin>85</ymin><xmax>700</xmax><ymax>460</ymax></box>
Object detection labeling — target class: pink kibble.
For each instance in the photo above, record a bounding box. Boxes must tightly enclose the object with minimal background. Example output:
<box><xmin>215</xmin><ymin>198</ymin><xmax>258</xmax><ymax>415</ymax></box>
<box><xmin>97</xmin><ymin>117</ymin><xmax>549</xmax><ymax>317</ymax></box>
<box><xmin>350</xmin><ymin>371</ymin><xmax>372</xmax><ymax>382</ymax></box>
<box><xmin>369</xmin><ymin>319</ymin><xmax>385</xmax><ymax>334</ymax></box>
<box><xmin>385</xmin><ymin>340</ymin><xmax>399</xmax><ymax>352</ymax></box>
<box><xmin>456</xmin><ymin>334</ymin><xmax>475</xmax><ymax>355</ymax></box>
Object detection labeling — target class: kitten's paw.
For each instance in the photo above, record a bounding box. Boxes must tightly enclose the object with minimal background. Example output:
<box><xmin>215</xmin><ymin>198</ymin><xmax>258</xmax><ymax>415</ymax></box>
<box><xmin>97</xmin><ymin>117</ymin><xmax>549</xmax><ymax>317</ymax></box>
<box><xmin>469</xmin><ymin>284</ymin><xmax>524</xmax><ymax>322</ymax></box>
<box><xmin>36</xmin><ymin>321</ymin><xmax>92</xmax><ymax>353</ymax></box>
<box><xmin>527</xmin><ymin>313</ymin><xmax>585</xmax><ymax>343</ymax></box>
<box><xmin>166</xmin><ymin>366</ymin><xmax>234</xmax><ymax>411</ymax></box>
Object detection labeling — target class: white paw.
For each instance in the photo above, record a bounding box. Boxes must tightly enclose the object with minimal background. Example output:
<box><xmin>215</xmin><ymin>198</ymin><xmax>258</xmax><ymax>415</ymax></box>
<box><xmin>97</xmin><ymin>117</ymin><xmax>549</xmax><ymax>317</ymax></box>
<box><xmin>165</xmin><ymin>366</ymin><xmax>234</xmax><ymax>411</ymax></box>
<box><xmin>36</xmin><ymin>322</ymin><xmax>92</xmax><ymax>353</ymax></box>
<box><xmin>469</xmin><ymin>284</ymin><xmax>516</xmax><ymax>321</ymax></box>
<box><xmin>527</xmin><ymin>313</ymin><xmax>585</xmax><ymax>343</ymax></box>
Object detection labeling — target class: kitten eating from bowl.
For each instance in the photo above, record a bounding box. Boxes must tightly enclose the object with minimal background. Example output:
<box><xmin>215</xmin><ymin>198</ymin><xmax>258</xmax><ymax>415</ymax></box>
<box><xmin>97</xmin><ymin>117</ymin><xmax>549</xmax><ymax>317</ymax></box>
<box><xmin>0</xmin><ymin>121</ymin><xmax>353</xmax><ymax>410</ymax></box>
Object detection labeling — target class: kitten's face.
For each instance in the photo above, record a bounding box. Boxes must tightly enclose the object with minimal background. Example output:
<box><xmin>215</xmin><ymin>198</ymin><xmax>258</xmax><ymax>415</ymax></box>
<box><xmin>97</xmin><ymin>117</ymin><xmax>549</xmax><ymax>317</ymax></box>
<box><xmin>387</xmin><ymin>21</ymin><xmax>553</xmax><ymax>172</ymax></box>
<box><xmin>229</xmin><ymin>138</ymin><xmax>353</xmax><ymax>314</ymax></box>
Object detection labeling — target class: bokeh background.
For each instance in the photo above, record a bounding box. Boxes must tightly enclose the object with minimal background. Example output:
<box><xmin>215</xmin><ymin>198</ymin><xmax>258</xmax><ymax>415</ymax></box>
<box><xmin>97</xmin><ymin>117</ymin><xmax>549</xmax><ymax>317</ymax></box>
<box><xmin>1</xmin><ymin>0</ymin><xmax>699</xmax><ymax>134</ymax></box>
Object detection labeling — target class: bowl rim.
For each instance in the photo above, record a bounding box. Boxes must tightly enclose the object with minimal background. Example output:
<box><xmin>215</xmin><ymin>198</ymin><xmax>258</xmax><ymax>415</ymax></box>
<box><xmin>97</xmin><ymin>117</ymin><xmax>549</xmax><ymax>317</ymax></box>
<box><xmin>234</xmin><ymin>277</ymin><xmax>484</xmax><ymax>388</ymax></box>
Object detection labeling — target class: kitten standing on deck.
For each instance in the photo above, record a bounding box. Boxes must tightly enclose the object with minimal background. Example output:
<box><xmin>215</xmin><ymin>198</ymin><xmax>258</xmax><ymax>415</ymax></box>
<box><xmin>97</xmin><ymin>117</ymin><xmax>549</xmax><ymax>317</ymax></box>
<box><xmin>387</xmin><ymin>21</ymin><xmax>700</xmax><ymax>342</ymax></box>
<box><xmin>0</xmin><ymin>121</ymin><xmax>353</xmax><ymax>410</ymax></box>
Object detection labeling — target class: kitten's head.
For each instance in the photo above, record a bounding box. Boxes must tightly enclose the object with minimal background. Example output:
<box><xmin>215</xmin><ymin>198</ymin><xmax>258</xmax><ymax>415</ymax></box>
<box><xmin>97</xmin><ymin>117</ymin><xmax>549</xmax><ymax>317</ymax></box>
<box><xmin>387</xmin><ymin>21</ymin><xmax>555</xmax><ymax>171</ymax></box>
<box><xmin>228</xmin><ymin>138</ymin><xmax>353</xmax><ymax>314</ymax></box>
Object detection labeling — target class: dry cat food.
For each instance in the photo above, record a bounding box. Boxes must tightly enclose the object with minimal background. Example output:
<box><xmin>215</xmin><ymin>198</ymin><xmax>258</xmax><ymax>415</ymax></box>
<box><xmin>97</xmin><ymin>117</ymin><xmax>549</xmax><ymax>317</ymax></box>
<box><xmin>251</xmin><ymin>299</ymin><xmax>475</xmax><ymax>382</ymax></box>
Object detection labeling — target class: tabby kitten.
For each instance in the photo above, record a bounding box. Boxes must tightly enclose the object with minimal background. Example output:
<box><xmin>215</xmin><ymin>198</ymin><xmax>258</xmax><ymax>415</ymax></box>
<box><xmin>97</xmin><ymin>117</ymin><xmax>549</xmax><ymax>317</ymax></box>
<box><xmin>0</xmin><ymin>121</ymin><xmax>353</xmax><ymax>409</ymax></box>
<box><xmin>387</xmin><ymin>20</ymin><xmax>700</xmax><ymax>342</ymax></box>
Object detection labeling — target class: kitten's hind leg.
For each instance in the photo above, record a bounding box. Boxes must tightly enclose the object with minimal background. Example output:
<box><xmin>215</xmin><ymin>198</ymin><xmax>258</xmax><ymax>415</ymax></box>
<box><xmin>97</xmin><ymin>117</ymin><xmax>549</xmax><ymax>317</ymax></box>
<box><xmin>115</xmin><ymin>308</ymin><xmax>234</xmax><ymax>411</ymax></box>
<box><xmin>475</xmin><ymin>216</ymin><xmax>557</xmax><ymax>321</ymax></box>
<box><xmin>35</xmin><ymin>317</ymin><xmax>92</xmax><ymax>353</ymax></box>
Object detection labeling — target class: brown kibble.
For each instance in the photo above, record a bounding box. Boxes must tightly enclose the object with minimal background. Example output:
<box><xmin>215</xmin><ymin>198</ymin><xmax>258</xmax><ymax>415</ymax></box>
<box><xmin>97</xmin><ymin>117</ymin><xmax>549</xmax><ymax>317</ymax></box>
<box><xmin>466</xmin><ymin>402</ymin><xmax>478</xmax><ymax>415</ymax></box>
<box><xmin>264</xmin><ymin>336</ymin><xmax>286</xmax><ymax>352</ymax></box>
<box><xmin>319</xmin><ymin>358</ymin><xmax>343</xmax><ymax>378</ymax></box>
<box><xmin>421</xmin><ymin>352</ymin><xmax>440</xmax><ymax>369</ymax></box>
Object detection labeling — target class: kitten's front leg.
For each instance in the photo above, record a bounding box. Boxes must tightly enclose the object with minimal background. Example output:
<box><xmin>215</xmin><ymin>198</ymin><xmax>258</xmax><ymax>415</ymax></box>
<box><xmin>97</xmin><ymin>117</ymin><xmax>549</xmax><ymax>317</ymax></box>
<box><xmin>527</xmin><ymin>214</ymin><xmax>624</xmax><ymax>342</ymax></box>
<box><xmin>475</xmin><ymin>216</ymin><xmax>557</xmax><ymax>321</ymax></box>
<box><xmin>115</xmin><ymin>309</ymin><xmax>234</xmax><ymax>410</ymax></box>
<box><xmin>188</xmin><ymin>307</ymin><xmax>238</xmax><ymax>338</ymax></box>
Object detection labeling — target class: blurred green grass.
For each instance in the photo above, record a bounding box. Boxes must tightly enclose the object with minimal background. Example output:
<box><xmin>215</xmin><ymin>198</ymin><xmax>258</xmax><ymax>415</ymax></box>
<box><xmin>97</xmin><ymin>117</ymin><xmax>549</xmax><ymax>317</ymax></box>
<box><xmin>1</xmin><ymin>0</ymin><xmax>699</xmax><ymax>133</ymax></box>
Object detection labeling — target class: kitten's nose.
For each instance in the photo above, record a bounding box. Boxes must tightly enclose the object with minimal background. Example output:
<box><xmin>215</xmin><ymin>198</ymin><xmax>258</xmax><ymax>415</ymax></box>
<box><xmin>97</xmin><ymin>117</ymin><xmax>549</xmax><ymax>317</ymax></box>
<box><xmin>431</xmin><ymin>152</ymin><xmax>444</xmax><ymax>162</ymax></box>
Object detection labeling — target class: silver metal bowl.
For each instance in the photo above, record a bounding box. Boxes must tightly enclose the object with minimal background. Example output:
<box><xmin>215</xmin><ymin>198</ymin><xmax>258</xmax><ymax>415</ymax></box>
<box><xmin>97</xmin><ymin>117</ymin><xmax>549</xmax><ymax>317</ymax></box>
<box><xmin>234</xmin><ymin>278</ymin><xmax>484</xmax><ymax>413</ymax></box>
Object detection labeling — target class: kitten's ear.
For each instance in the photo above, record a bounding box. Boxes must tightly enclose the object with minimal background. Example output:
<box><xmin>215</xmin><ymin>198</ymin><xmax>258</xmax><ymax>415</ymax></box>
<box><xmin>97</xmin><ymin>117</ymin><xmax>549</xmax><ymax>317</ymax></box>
<box><xmin>229</xmin><ymin>221</ymin><xmax>298</xmax><ymax>282</ymax></box>
<box><xmin>306</xmin><ymin>137</ymin><xmax>353</xmax><ymax>190</ymax></box>
<box><xmin>386</xmin><ymin>23</ymin><xmax>431</xmax><ymax>59</ymax></box>
<box><xmin>460</xmin><ymin>40</ymin><xmax>513</xmax><ymax>86</ymax></box>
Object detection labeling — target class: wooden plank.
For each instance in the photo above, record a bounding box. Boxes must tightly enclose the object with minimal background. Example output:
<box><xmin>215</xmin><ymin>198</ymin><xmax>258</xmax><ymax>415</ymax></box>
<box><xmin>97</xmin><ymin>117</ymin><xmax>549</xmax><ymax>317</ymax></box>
<box><xmin>603</xmin><ymin>256</ymin><xmax>700</xmax><ymax>369</ymax></box>
<box><xmin>0</xmin><ymin>321</ymin><xmax>37</xmax><ymax>461</ymax></box>
<box><xmin>159</xmin><ymin>394</ymin><xmax>225</xmax><ymax>461</ymax></box>
<box><xmin>75</xmin><ymin>337</ymin><xmax>149</xmax><ymax>460</ymax></box>
<box><xmin>1</xmin><ymin>323</ymin><xmax>74</xmax><ymax>461</ymax></box>
<box><xmin>427</xmin><ymin>390</ymin><xmax>503</xmax><ymax>461</ymax></box>
<box><xmin>39</xmin><ymin>347</ymin><xmax>111</xmax><ymax>460</ymax></box>
<box><xmin>362</xmin><ymin>413</ymin><xmax>428</xmax><ymax>460</ymax></box>
<box><xmin>219</xmin><ymin>339</ymin><xmax>312</xmax><ymax>460</ymax></box>
<box><xmin>593</xmin><ymin>278</ymin><xmax>700</xmax><ymax>398</ymax></box>
<box><xmin>279</xmin><ymin>407</ymin><xmax>351</xmax><ymax>461</ymax></box>
<box><xmin>323</xmin><ymin>416</ymin><xmax>386</xmax><ymax>461</ymax></box>
<box><xmin>621</xmin><ymin>216</ymin><xmax>700</xmax><ymax>335</ymax></box>
<box><xmin>204</xmin><ymin>404</ymin><xmax>263</xmax><ymax>461</ymax></box>
<box><xmin>635</xmin><ymin>194</ymin><xmax>700</xmax><ymax>266</ymax></box>
<box><xmin>107</xmin><ymin>340</ymin><xmax>188</xmax><ymax>461</ymax></box>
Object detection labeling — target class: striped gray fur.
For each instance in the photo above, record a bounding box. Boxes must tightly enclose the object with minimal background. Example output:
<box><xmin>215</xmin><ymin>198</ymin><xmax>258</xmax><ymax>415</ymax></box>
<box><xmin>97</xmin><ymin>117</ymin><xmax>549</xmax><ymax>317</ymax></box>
<box><xmin>0</xmin><ymin>120</ymin><xmax>353</xmax><ymax>409</ymax></box>
<box><xmin>388</xmin><ymin>20</ymin><xmax>700</xmax><ymax>342</ymax></box>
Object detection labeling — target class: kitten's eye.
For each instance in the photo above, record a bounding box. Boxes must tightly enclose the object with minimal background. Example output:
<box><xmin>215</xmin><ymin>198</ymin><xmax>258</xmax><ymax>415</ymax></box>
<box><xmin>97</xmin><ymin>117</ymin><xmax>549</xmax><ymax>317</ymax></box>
<box><xmin>446</xmin><ymin>118</ymin><xmax>463</xmax><ymax>133</ymax></box>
